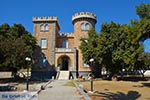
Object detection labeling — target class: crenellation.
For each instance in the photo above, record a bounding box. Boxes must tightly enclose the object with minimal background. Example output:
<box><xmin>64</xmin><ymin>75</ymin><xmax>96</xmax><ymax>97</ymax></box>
<box><xmin>48</xmin><ymin>16</ymin><xmax>52</xmax><ymax>19</ymax></box>
<box><xmin>72</xmin><ymin>12</ymin><xmax>97</xmax><ymax>24</ymax></box>
<box><xmin>72</xmin><ymin>12</ymin><xmax>96</xmax><ymax>18</ymax></box>
<box><xmin>32</xmin><ymin>16</ymin><xmax>58</xmax><ymax>22</ymax></box>
<box><xmin>59</xmin><ymin>32</ymin><xmax>74</xmax><ymax>37</ymax></box>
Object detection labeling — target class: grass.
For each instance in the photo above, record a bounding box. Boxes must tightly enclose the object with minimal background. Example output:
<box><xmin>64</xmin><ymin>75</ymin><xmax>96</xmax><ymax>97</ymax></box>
<box><xmin>64</xmin><ymin>80</ymin><xmax>75</xmax><ymax>87</ymax></box>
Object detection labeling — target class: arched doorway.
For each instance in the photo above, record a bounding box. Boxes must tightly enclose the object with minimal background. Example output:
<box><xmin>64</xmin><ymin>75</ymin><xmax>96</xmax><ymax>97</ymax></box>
<box><xmin>57</xmin><ymin>56</ymin><xmax>70</xmax><ymax>71</ymax></box>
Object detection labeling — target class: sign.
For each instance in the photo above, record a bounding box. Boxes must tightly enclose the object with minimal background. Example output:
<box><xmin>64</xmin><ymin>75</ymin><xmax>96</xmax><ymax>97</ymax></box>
<box><xmin>0</xmin><ymin>92</ymin><xmax>38</xmax><ymax>100</ymax></box>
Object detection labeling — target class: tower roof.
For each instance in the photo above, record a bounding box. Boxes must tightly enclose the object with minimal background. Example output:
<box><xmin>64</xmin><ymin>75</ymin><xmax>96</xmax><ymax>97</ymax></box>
<box><xmin>72</xmin><ymin>12</ymin><xmax>97</xmax><ymax>25</ymax></box>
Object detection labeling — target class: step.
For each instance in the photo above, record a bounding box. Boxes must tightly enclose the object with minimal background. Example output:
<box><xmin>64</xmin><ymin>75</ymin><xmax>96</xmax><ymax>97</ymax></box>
<box><xmin>58</xmin><ymin>71</ymin><xmax>70</xmax><ymax>80</ymax></box>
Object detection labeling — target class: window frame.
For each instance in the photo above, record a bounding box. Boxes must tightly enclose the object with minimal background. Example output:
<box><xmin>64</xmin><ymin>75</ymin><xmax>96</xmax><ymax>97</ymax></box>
<box><xmin>81</xmin><ymin>23</ymin><xmax>85</xmax><ymax>31</ymax></box>
<box><xmin>40</xmin><ymin>24</ymin><xmax>45</xmax><ymax>31</ymax></box>
<box><xmin>40</xmin><ymin>23</ymin><xmax>49</xmax><ymax>32</ymax></box>
<box><xmin>40</xmin><ymin>38</ymin><xmax>48</xmax><ymax>49</ymax></box>
<box><xmin>85</xmin><ymin>23</ymin><xmax>90</xmax><ymax>30</ymax></box>
<box><xmin>45</xmin><ymin>24</ymin><xmax>49</xmax><ymax>31</ymax></box>
<box><xmin>62</xmin><ymin>39</ymin><xmax>68</xmax><ymax>48</ymax></box>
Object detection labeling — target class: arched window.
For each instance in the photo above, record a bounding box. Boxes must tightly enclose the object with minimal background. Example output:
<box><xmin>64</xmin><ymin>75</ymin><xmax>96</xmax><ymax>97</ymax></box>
<box><xmin>85</xmin><ymin>23</ymin><xmax>90</xmax><ymax>30</ymax></box>
<box><xmin>45</xmin><ymin>24</ymin><xmax>48</xmax><ymax>31</ymax></box>
<box><xmin>62</xmin><ymin>39</ymin><xmax>68</xmax><ymax>48</ymax></box>
<box><xmin>81</xmin><ymin>23</ymin><xmax>85</xmax><ymax>30</ymax></box>
<box><xmin>40</xmin><ymin>24</ymin><xmax>44</xmax><ymax>31</ymax></box>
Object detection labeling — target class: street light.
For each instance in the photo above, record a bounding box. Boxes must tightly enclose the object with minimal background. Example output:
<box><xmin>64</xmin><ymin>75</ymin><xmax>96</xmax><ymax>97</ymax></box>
<box><xmin>89</xmin><ymin>58</ymin><xmax>94</xmax><ymax>93</ymax></box>
<box><xmin>89</xmin><ymin>58</ymin><xmax>94</xmax><ymax>62</ymax></box>
<box><xmin>25</xmin><ymin>57</ymin><xmax>31</xmax><ymax>91</ymax></box>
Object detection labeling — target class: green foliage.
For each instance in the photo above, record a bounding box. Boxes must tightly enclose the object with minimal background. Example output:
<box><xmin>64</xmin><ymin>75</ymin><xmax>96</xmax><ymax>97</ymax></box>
<box><xmin>99</xmin><ymin>22</ymin><xmax>129</xmax><ymax>74</ymax></box>
<box><xmin>80</xmin><ymin>4</ymin><xmax>150</xmax><ymax>76</ymax></box>
<box><xmin>80</xmin><ymin>29</ymin><xmax>99</xmax><ymax>64</ymax></box>
<box><xmin>0</xmin><ymin>23</ymin><xmax>36</xmax><ymax>71</ymax></box>
<box><xmin>80</xmin><ymin>29</ymin><xmax>102</xmax><ymax>77</ymax></box>
<box><xmin>136</xmin><ymin>3</ymin><xmax>150</xmax><ymax>19</ymax></box>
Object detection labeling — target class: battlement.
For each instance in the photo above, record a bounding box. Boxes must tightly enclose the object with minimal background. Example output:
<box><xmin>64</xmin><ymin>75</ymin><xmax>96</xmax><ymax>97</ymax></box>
<box><xmin>32</xmin><ymin>16</ymin><xmax>58</xmax><ymax>22</ymax></box>
<box><xmin>72</xmin><ymin>12</ymin><xmax>97</xmax><ymax>23</ymax></box>
<box><xmin>59</xmin><ymin>32</ymin><xmax>74</xmax><ymax>37</ymax></box>
<box><xmin>32</xmin><ymin>16</ymin><xmax>60</xmax><ymax>30</ymax></box>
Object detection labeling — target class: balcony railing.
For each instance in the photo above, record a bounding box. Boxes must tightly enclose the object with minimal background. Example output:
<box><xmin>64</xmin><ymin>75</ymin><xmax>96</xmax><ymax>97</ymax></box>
<box><xmin>55</xmin><ymin>48</ymin><xmax>75</xmax><ymax>53</ymax></box>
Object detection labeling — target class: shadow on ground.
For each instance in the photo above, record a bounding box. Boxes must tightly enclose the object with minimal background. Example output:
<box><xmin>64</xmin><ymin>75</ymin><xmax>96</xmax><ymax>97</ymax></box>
<box><xmin>142</xmin><ymin>82</ymin><xmax>150</xmax><ymax>88</ymax></box>
<box><xmin>92</xmin><ymin>90</ymin><xmax>141</xmax><ymax>100</ymax></box>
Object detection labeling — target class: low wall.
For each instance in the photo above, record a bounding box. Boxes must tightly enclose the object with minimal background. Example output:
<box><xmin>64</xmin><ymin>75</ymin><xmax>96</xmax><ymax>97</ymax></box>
<box><xmin>0</xmin><ymin>72</ymin><xmax>13</xmax><ymax>78</ymax></box>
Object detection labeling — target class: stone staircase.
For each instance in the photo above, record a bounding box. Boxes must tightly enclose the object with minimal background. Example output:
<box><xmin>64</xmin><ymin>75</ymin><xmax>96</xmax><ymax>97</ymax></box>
<box><xmin>57</xmin><ymin>71</ymin><xmax>70</xmax><ymax>80</ymax></box>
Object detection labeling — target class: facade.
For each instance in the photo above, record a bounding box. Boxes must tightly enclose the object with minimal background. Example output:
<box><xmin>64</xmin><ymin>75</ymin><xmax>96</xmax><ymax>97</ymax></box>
<box><xmin>32</xmin><ymin>12</ymin><xmax>97</xmax><ymax>79</ymax></box>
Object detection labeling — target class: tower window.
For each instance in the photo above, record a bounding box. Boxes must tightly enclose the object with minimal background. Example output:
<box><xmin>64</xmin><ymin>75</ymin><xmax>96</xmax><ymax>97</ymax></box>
<box><xmin>85</xmin><ymin>23</ymin><xmax>90</xmax><ymax>30</ymax></box>
<box><xmin>40</xmin><ymin>24</ymin><xmax>45</xmax><ymax>31</ymax></box>
<box><xmin>45</xmin><ymin>24</ymin><xmax>48</xmax><ymax>31</ymax></box>
<box><xmin>81</xmin><ymin>23</ymin><xmax>90</xmax><ymax>31</ymax></box>
<box><xmin>40</xmin><ymin>23</ymin><xmax>49</xmax><ymax>31</ymax></box>
<box><xmin>81</xmin><ymin>23</ymin><xmax>85</xmax><ymax>30</ymax></box>
<box><xmin>40</xmin><ymin>38</ymin><xmax>48</xmax><ymax>49</ymax></box>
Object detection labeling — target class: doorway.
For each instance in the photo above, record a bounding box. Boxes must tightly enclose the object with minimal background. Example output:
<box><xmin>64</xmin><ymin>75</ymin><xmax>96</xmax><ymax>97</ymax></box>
<box><xmin>57</xmin><ymin>55</ymin><xmax>70</xmax><ymax>71</ymax></box>
<box><xmin>61</xmin><ymin>59</ymin><xmax>69</xmax><ymax>70</ymax></box>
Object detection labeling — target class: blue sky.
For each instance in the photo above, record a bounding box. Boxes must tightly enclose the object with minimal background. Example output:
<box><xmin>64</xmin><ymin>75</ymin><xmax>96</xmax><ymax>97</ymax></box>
<box><xmin>0</xmin><ymin>0</ymin><xmax>150</xmax><ymax>52</ymax></box>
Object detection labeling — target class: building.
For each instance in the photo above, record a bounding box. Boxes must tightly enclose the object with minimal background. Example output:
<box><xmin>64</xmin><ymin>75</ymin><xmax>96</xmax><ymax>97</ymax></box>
<box><xmin>32</xmin><ymin>12</ymin><xmax>97</xmax><ymax>80</ymax></box>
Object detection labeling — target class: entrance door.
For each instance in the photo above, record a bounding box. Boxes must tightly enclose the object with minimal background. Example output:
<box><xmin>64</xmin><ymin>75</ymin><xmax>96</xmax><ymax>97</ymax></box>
<box><xmin>57</xmin><ymin>55</ymin><xmax>70</xmax><ymax>71</ymax></box>
<box><xmin>61</xmin><ymin>59</ymin><xmax>68</xmax><ymax>70</ymax></box>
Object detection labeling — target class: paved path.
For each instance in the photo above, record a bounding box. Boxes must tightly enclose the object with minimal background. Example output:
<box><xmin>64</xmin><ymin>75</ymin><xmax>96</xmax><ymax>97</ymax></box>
<box><xmin>38</xmin><ymin>80</ymin><xmax>81</xmax><ymax>100</ymax></box>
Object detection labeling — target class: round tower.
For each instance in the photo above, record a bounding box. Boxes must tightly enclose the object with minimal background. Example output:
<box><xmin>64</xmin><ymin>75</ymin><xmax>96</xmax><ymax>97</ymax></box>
<box><xmin>72</xmin><ymin>12</ymin><xmax>97</xmax><ymax>71</ymax></box>
<box><xmin>72</xmin><ymin>12</ymin><xmax>97</xmax><ymax>47</ymax></box>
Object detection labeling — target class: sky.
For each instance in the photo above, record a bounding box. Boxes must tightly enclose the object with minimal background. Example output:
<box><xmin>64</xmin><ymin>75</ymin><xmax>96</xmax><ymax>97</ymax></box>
<box><xmin>0</xmin><ymin>0</ymin><xmax>150</xmax><ymax>52</ymax></box>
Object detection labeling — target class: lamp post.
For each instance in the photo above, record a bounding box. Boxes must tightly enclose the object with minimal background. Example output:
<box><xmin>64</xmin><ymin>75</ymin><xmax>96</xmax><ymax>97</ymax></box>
<box><xmin>25</xmin><ymin>57</ymin><xmax>31</xmax><ymax>91</ymax></box>
<box><xmin>89</xmin><ymin>58</ymin><xmax>94</xmax><ymax>92</ymax></box>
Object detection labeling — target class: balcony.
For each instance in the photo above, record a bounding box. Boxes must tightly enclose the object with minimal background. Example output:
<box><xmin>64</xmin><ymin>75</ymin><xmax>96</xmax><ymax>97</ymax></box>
<box><xmin>55</xmin><ymin>48</ymin><xmax>76</xmax><ymax>53</ymax></box>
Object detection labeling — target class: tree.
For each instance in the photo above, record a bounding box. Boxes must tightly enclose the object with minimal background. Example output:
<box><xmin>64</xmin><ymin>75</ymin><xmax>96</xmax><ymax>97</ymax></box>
<box><xmin>98</xmin><ymin>22</ymin><xmax>131</xmax><ymax>75</ymax></box>
<box><xmin>134</xmin><ymin>52</ymin><xmax>150</xmax><ymax>77</ymax></box>
<box><xmin>136</xmin><ymin>4</ymin><xmax>150</xmax><ymax>40</ymax></box>
<box><xmin>136</xmin><ymin>3</ymin><xmax>150</xmax><ymax>19</ymax></box>
<box><xmin>80</xmin><ymin>21</ymin><xmax>146</xmax><ymax>77</ymax></box>
<box><xmin>0</xmin><ymin>24</ymin><xmax>36</xmax><ymax>72</ymax></box>
<box><xmin>80</xmin><ymin>4</ymin><xmax>150</xmax><ymax>78</ymax></box>
<box><xmin>80</xmin><ymin>29</ymin><xmax>101</xmax><ymax>77</ymax></box>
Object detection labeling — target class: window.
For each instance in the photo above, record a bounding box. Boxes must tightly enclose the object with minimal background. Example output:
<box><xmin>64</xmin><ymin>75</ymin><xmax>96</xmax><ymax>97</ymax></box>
<box><xmin>62</xmin><ymin>39</ymin><xmax>68</xmax><ymax>48</ymax></box>
<box><xmin>45</xmin><ymin>24</ymin><xmax>48</xmax><ymax>31</ymax></box>
<box><xmin>83</xmin><ymin>62</ymin><xmax>89</xmax><ymax>67</ymax></box>
<box><xmin>81</xmin><ymin>23</ymin><xmax>90</xmax><ymax>31</ymax></box>
<box><xmin>62</xmin><ymin>40</ymin><xmax>68</xmax><ymax>48</ymax></box>
<box><xmin>40</xmin><ymin>24</ymin><xmax>45</xmax><ymax>31</ymax></box>
<box><xmin>81</xmin><ymin>23</ymin><xmax>85</xmax><ymax>30</ymax></box>
<box><xmin>40</xmin><ymin>23</ymin><xmax>48</xmax><ymax>31</ymax></box>
<box><xmin>41</xmin><ymin>38</ymin><xmax>47</xmax><ymax>49</ymax></box>
<box><xmin>85</xmin><ymin>23</ymin><xmax>90</xmax><ymax>30</ymax></box>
